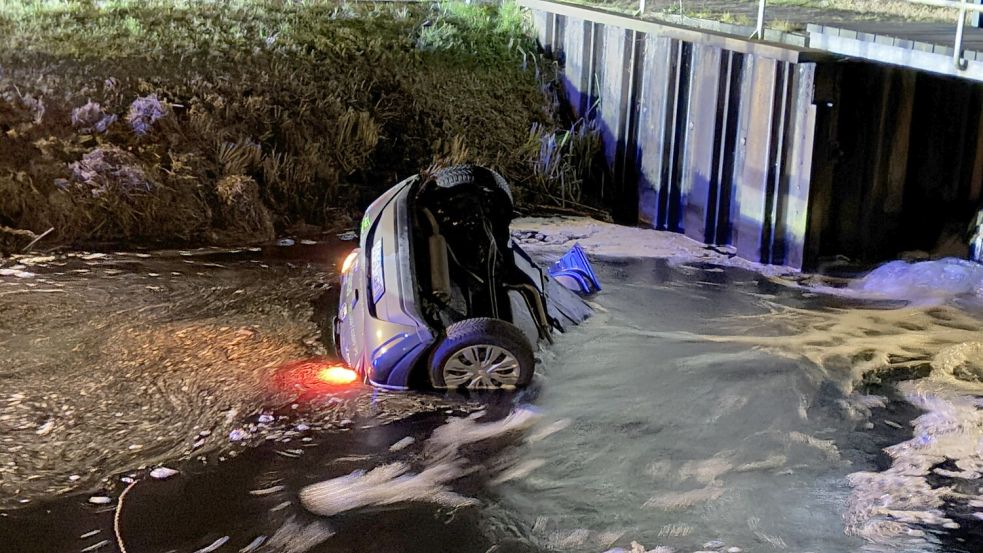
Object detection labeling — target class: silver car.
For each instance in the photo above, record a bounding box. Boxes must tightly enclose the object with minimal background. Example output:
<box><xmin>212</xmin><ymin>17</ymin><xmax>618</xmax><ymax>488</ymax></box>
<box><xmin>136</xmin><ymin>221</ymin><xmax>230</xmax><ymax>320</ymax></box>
<box><xmin>333</xmin><ymin>165</ymin><xmax>597</xmax><ymax>391</ymax></box>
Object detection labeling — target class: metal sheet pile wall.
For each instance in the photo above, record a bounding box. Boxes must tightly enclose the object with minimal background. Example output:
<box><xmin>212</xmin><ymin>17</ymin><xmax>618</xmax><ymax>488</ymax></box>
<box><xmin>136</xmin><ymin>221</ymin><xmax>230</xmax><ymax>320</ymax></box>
<box><xmin>529</xmin><ymin>1</ymin><xmax>818</xmax><ymax>268</ymax></box>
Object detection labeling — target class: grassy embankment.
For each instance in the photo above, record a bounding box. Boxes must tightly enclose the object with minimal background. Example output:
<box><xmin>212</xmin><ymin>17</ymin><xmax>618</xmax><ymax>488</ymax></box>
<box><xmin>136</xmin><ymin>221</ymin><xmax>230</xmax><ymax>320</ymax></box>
<box><xmin>0</xmin><ymin>0</ymin><xmax>601</xmax><ymax>253</ymax></box>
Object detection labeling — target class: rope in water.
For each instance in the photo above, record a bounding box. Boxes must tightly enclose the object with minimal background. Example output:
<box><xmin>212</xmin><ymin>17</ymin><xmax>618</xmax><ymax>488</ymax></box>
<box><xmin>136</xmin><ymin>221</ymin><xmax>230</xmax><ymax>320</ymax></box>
<box><xmin>114</xmin><ymin>479</ymin><xmax>139</xmax><ymax>553</ymax></box>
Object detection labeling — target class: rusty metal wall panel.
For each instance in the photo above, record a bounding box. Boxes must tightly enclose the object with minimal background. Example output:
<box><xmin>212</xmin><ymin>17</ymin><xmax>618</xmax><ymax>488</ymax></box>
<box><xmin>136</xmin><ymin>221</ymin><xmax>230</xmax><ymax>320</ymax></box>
<box><xmin>562</xmin><ymin>17</ymin><xmax>589</xmax><ymax>118</ymax></box>
<box><xmin>662</xmin><ymin>41</ymin><xmax>692</xmax><ymax>231</ymax></box>
<box><xmin>527</xmin><ymin>3</ymin><xmax>831</xmax><ymax>269</ymax></box>
<box><xmin>600</xmin><ymin>25</ymin><xmax>630</xmax><ymax>177</ymax></box>
<box><xmin>779</xmin><ymin>63</ymin><xmax>818</xmax><ymax>269</ymax></box>
<box><xmin>732</xmin><ymin>56</ymin><xmax>778</xmax><ymax>263</ymax></box>
<box><xmin>636</xmin><ymin>34</ymin><xmax>675</xmax><ymax>228</ymax></box>
<box><xmin>682</xmin><ymin>43</ymin><xmax>723</xmax><ymax>241</ymax></box>
<box><xmin>708</xmin><ymin>51</ymin><xmax>745</xmax><ymax>246</ymax></box>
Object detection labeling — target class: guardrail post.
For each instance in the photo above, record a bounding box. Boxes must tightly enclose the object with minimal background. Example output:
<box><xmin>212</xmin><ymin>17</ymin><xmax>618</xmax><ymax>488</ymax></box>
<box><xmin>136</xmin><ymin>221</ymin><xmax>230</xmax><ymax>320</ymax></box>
<box><xmin>753</xmin><ymin>0</ymin><xmax>766</xmax><ymax>39</ymax></box>
<box><xmin>955</xmin><ymin>0</ymin><xmax>969</xmax><ymax>69</ymax></box>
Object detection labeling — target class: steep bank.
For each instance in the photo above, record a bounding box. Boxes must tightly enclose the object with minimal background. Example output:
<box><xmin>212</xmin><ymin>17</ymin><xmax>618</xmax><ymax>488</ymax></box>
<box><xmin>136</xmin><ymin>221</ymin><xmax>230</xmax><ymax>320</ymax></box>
<box><xmin>0</xmin><ymin>0</ymin><xmax>600</xmax><ymax>253</ymax></box>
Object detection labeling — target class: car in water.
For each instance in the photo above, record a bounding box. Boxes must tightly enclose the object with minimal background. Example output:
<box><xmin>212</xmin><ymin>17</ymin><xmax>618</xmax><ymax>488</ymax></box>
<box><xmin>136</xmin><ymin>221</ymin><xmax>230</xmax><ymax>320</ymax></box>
<box><xmin>333</xmin><ymin>165</ymin><xmax>599</xmax><ymax>391</ymax></box>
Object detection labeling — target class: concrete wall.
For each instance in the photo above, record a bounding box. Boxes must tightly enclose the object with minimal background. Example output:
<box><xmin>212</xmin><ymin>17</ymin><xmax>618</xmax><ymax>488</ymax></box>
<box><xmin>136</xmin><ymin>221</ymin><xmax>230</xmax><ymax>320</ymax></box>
<box><xmin>523</xmin><ymin>0</ymin><xmax>821</xmax><ymax>267</ymax></box>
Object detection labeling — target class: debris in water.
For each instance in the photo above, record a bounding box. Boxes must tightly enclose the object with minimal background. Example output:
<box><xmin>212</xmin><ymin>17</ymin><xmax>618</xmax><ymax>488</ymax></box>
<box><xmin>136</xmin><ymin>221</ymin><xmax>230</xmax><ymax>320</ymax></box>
<box><xmin>258</xmin><ymin>413</ymin><xmax>274</xmax><ymax>424</ymax></box>
<box><xmin>0</xmin><ymin>268</ymin><xmax>35</xmax><ymax>278</ymax></box>
<box><xmin>250</xmin><ymin>485</ymin><xmax>285</xmax><ymax>496</ymax></box>
<box><xmin>337</xmin><ymin>231</ymin><xmax>357</xmax><ymax>241</ymax></box>
<box><xmin>80</xmin><ymin>529</ymin><xmax>100</xmax><ymax>539</ymax></box>
<box><xmin>35</xmin><ymin>420</ymin><xmax>54</xmax><ymax>435</ymax></box>
<box><xmin>240</xmin><ymin>535</ymin><xmax>267</xmax><ymax>552</ymax></box>
<box><xmin>277</xmin><ymin>238</ymin><xmax>295</xmax><ymax>247</ymax></box>
<box><xmin>274</xmin><ymin>449</ymin><xmax>301</xmax><ymax>459</ymax></box>
<box><xmin>884</xmin><ymin>420</ymin><xmax>903</xmax><ymax>429</ymax></box>
<box><xmin>300</xmin><ymin>239</ymin><xmax>317</xmax><ymax>245</ymax></box>
<box><xmin>80</xmin><ymin>540</ymin><xmax>110</xmax><ymax>552</ymax></box>
<box><xmin>150</xmin><ymin>467</ymin><xmax>178</xmax><ymax>480</ymax></box>
<box><xmin>193</xmin><ymin>536</ymin><xmax>229</xmax><ymax>553</ymax></box>
<box><xmin>229</xmin><ymin>429</ymin><xmax>248</xmax><ymax>441</ymax></box>
<box><xmin>389</xmin><ymin>436</ymin><xmax>415</xmax><ymax>452</ymax></box>
<box><xmin>88</xmin><ymin>496</ymin><xmax>112</xmax><ymax>505</ymax></box>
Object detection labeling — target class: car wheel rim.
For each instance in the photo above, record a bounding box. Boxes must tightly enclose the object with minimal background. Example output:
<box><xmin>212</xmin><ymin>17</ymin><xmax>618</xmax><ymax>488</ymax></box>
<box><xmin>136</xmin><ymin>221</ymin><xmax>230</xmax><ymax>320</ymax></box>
<box><xmin>443</xmin><ymin>345</ymin><xmax>520</xmax><ymax>389</ymax></box>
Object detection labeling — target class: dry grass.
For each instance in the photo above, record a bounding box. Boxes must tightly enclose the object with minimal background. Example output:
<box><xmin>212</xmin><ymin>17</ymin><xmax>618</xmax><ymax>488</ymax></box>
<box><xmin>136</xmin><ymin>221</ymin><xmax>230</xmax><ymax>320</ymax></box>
<box><xmin>770</xmin><ymin>0</ymin><xmax>959</xmax><ymax>22</ymax></box>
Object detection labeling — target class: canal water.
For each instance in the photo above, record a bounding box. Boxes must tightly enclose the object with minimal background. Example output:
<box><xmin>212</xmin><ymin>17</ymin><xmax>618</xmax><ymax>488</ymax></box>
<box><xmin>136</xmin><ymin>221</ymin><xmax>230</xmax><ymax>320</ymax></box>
<box><xmin>0</xmin><ymin>242</ymin><xmax>980</xmax><ymax>553</ymax></box>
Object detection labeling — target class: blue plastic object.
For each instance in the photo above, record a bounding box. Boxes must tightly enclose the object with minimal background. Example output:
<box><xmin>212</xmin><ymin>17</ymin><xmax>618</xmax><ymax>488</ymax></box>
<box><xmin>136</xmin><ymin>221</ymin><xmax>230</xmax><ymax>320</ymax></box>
<box><xmin>548</xmin><ymin>243</ymin><xmax>601</xmax><ymax>295</ymax></box>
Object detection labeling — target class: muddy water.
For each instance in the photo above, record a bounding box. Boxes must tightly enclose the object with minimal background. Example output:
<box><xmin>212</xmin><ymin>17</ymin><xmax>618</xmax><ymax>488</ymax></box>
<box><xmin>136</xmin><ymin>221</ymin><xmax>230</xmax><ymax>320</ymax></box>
<box><xmin>0</xmin><ymin>244</ymin><xmax>351</xmax><ymax>505</ymax></box>
<box><xmin>0</xmin><ymin>248</ymin><xmax>981</xmax><ymax>553</ymax></box>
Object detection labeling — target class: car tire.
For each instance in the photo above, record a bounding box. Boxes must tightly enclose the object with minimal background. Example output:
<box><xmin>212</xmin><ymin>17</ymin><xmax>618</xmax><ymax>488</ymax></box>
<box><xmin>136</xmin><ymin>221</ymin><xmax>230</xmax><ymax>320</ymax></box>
<box><xmin>431</xmin><ymin>165</ymin><xmax>513</xmax><ymax>204</ymax></box>
<box><xmin>429</xmin><ymin>318</ymin><xmax>534</xmax><ymax>390</ymax></box>
<box><xmin>328</xmin><ymin>315</ymin><xmax>341</xmax><ymax>357</ymax></box>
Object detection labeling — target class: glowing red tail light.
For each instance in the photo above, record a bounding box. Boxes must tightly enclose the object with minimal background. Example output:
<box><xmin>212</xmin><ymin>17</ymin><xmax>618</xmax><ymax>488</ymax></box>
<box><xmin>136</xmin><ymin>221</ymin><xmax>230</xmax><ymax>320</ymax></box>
<box><xmin>317</xmin><ymin>365</ymin><xmax>358</xmax><ymax>385</ymax></box>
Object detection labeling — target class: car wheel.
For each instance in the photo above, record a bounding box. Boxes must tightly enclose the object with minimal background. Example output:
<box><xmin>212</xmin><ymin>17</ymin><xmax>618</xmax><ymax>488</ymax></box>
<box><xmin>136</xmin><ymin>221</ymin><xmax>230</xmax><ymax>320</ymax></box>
<box><xmin>429</xmin><ymin>318</ymin><xmax>534</xmax><ymax>390</ymax></box>
<box><xmin>431</xmin><ymin>165</ymin><xmax>513</xmax><ymax>205</ymax></box>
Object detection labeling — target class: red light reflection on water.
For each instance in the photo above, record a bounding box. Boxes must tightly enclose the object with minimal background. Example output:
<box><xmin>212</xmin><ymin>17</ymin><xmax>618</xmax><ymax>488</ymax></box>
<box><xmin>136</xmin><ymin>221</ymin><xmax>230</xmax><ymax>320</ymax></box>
<box><xmin>274</xmin><ymin>357</ymin><xmax>362</xmax><ymax>398</ymax></box>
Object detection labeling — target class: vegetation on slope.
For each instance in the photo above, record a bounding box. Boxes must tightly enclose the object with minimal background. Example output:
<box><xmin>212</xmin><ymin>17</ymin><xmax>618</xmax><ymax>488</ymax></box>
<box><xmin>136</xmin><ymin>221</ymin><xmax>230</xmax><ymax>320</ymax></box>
<box><xmin>0</xmin><ymin>0</ymin><xmax>602</xmax><ymax>252</ymax></box>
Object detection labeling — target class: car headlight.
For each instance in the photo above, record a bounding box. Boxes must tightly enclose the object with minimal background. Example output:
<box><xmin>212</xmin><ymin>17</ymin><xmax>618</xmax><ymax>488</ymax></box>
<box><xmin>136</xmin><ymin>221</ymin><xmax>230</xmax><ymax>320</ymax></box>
<box><xmin>341</xmin><ymin>250</ymin><xmax>358</xmax><ymax>274</ymax></box>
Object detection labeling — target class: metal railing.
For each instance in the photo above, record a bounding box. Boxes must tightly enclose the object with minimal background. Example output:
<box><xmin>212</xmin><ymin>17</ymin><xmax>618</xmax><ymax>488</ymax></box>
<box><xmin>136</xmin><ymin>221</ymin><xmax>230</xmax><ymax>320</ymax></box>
<box><xmin>908</xmin><ymin>0</ymin><xmax>983</xmax><ymax>69</ymax></box>
<box><xmin>750</xmin><ymin>0</ymin><xmax>983</xmax><ymax>70</ymax></box>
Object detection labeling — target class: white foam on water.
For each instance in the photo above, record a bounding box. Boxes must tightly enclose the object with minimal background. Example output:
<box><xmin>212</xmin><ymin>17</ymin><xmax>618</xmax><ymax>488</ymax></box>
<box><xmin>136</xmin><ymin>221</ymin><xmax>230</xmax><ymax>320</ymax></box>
<box><xmin>299</xmin><ymin>460</ymin><xmax>477</xmax><ymax>517</ymax></box>
<box><xmin>642</xmin><ymin>485</ymin><xmax>725</xmax><ymax>512</ymax></box>
<box><xmin>844</xmin><ymin>344</ymin><xmax>983</xmax><ymax>547</ymax></box>
<box><xmin>848</xmin><ymin>258</ymin><xmax>983</xmax><ymax>305</ymax></box>
<box><xmin>426</xmin><ymin>406</ymin><xmax>541</xmax><ymax>455</ymax></box>
<box><xmin>609</xmin><ymin>290</ymin><xmax>983</xmax><ymax>549</ymax></box>
<box><xmin>301</xmin><ymin>407</ymin><xmax>548</xmax><ymax>519</ymax></box>
<box><xmin>264</xmin><ymin>517</ymin><xmax>334</xmax><ymax>553</ymax></box>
